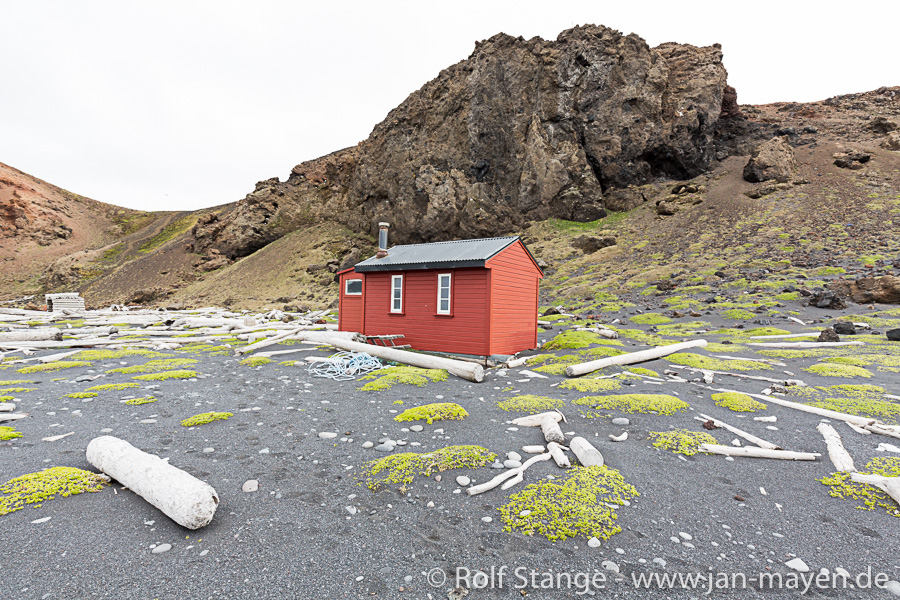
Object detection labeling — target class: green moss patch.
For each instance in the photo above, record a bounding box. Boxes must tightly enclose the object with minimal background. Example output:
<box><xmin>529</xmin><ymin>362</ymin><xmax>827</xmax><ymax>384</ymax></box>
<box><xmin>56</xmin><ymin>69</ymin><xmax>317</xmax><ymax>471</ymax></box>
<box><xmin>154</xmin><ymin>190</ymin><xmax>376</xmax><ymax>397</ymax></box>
<box><xmin>359</xmin><ymin>445</ymin><xmax>495</xmax><ymax>492</ymax></box>
<box><xmin>394</xmin><ymin>402</ymin><xmax>467</xmax><ymax>424</ymax></box>
<box><xmin>65</xmin><ymin>392</ymin><xmax>98</xmax><ymax>399</ymax></box>
<box><xmin>819</xmin><ymin>457</ymin><xmax>900</xmax><ymax>517</ymax></box>
<box><xmin>497</xmin><ymin>395</ymin><xmax>565</xmax><ymax>412</ymax></box>
<box><xmin>0</xmin><ymin>426</ymin><xmax>23</xmax><ymax>441</ymax></box>
<box><xmin>0</xmin><ymin>387</ymin><xmax>36</xmax><ymax>394</ymax></box>
<box><xmin>712</xmin><ymin>392</ymin><xmax>767</xmax><ymax>412</ymax></box>
<box><xmin>124</xmin><ymin>396</ymin><xmax>157</xmax><ymax>405</ymax></box>
<box><xmin>629</xmin><ymin>313</ymin><xmax>672</xmax><ymax>325</ymax></box>
<box><xmin>358</xmin><ymin>366</ymin><xmax>447</xmax><ymax>391</ymax></box>
<box><xmin>85</xmin><ymin>382</ymin><xmax>141</xmax><ymax>392</ymax></box>
<box><xmin>624</xmin><ymin>367</ymin><xmax>659</xmax><ymax>377</ymax></box>
<box><xmin>668</xmin><ymin>353</ymin><xmax>771</xmax><ymax>371</ymax></box>
<box><xmin>73</xmin><ymin>349</ymin><xmax>169</xmax><ymax>361</ymax></box>
<box><xmin>239</xmin><ymin>356</ymin><xmax>272</xmax><ymax>367</ymax></box>
<box><xmin>107</xmin><ymin>358</ymin><xmax>198</xmax><ymax>374</ymax></box>
<box><xmin>805</xmin><ymin>363</ymin><xmax>872</xmax><ymax>379</ymax></box>
<box><xmin>498</xmin><ymin>465</ymin><xmax>638</xmax><ymax>542</ymax></box>
<box><xmin>0</xmin><ymin>467</ymin><xmax>107</xmax><ymax>516</ymax></box>
<box><xmin>788</xmin><ymin>385</ymin><xmax>900</xmax><ymax>423</ymax></box>
<box><xmin>650</xmin><ymin>430</ymin><xmax>718</xmax><ymax>455</ymax></box>
<box><xmin>18</xmin><ymin>361</ymin><xmax>92</xmax><ymax>374</ymax></box>
<box><xmin>0</xmin><ymin>380</ymin><xmax>36</xmax><ymax>386</ymax></box>
<box><xmin>656</xmin><ymin>322</ymin><xmax>712</xmax><ymax>337</ymax></box>
<box><xmin>180</xmin><ymin>411</ymin><xmax>233</xmax><ymax>427</ymax></box>
<box><xmin>560</xmin><ymin>378</ymin><xmax>623</xmax><ymax>393</ymax></box>
<box><xmin>721</xmin><ymin>309</ymin><xmax>757</xmax><ymax>320</ymax></box>
<box><xmin>574</xmin><ymin>394</ymin><xmax>689</xmax><ymax>416</ymax></box>
<box><xmin>543</xmin><ymin>330</ymin><xmax>608</xmax><ymax>350</ymax></box>
<box><xmin>132</xmin><ymin>369</ymin><xmax>198</xmax><ymax>381</ymax></box>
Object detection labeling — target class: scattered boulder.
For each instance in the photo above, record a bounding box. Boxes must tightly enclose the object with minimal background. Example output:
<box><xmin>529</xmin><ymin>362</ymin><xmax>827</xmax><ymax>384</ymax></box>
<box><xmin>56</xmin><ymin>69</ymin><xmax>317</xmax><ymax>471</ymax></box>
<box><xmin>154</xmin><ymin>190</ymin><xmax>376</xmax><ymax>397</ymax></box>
<box><xmin>832</xmin><ymin>321</ymin><xmax>856</xmax><ymax>335</ymax></box>
<box><xmin>656</xmin><ymin>201</ymin><xmax>678</xmax><ymax>216</ymax></box>
<box><xmin>572</xmin><ymin>235</ymin><xmax>617</xmax><ymax>254</ymax></box>
<box><xmin>198</xmin><ymin>255</ymin><xmax>231</xmax><ymax>272</ymax></box>
<box><xmin>603</xmin><ymin>187</ymin><xmax>646</xmax><ymax>212</ymax></box>
<box><xmin>127</xmin><ymin>287</ymin><xmax>171</xmax><ymax>305</ymax></box>
<box><xmin>817</xmin><ymin>328</ymin><xmax>840</xmax><ymax>342</ymax></box>
<box><xmin>833</xmin><ymin>151</ymin><xmax>871</xmax><ymax>170</ymax></box>
<box><xmin>743</xmin><ymin>137</ymin><xmax>796</xmax><ymax>183</ymax></box>
<box><xmin>887</xmin><ymin>329</ymin><xmax>900</xmax><ymax>341</ymax></box>
<box><xmin>829</xmin><ymin>275</ymin><xmax>900</xmax><ymax>304</ymax></box>
<box><xmin>806</xmin><ymin>289</ymin><xmax>847</xmax><ymax>310</ymax></box>
<box><xmin>869</xmin><ymin>116</ymin><xmax>898</xmax><ymax>134</ymax></box>
<box><xmin>881</xmin><ymin>132</ymin><xmax>900</xmax><ymax>151</ymax></box>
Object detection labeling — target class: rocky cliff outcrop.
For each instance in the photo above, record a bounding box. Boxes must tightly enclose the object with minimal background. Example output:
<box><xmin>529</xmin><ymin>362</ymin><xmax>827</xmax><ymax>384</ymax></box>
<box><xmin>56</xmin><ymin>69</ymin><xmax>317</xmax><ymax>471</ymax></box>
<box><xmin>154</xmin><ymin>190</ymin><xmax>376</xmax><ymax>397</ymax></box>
<box><xmin>192</xmin><ymin>25</ymin><xmax>731</xmax><ymax>258</ymax></box>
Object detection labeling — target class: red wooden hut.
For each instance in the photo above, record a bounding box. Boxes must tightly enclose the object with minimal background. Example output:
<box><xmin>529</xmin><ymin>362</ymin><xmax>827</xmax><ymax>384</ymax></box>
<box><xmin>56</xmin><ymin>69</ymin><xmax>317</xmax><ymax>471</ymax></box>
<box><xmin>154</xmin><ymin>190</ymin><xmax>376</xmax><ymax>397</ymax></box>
<box><xmin>337</xmin><ymin>234</ymin><xmax>543</xmax><ymax>357</ymax></box>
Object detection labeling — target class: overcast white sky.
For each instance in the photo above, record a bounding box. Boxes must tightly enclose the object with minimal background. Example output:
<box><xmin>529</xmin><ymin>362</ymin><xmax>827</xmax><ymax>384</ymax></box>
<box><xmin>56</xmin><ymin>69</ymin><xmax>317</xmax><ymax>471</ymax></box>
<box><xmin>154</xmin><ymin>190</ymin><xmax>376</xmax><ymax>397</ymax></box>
<box><xmin>2</xmin><ymin>1</ymin><xmax>897</xmax><ymax>212</ymax></box>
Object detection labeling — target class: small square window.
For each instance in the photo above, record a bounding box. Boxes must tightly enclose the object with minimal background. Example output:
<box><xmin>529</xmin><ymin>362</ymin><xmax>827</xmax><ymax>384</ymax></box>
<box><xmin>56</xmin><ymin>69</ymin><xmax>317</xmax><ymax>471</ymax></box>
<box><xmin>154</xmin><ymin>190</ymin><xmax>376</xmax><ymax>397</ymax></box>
<box><xmin>345</xmin><ymin>279</ymin><xmax>362</xmax><ymax>295</ymax></box>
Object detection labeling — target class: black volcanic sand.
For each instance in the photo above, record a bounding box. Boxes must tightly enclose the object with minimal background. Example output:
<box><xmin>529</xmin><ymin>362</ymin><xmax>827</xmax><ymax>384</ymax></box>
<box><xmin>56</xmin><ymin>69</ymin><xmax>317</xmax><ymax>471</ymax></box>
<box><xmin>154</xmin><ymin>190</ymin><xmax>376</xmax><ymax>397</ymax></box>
<box><xmin>2</xmin><ymin>303</ymin><xmax>900</xmax><ymax>599</ymax></box>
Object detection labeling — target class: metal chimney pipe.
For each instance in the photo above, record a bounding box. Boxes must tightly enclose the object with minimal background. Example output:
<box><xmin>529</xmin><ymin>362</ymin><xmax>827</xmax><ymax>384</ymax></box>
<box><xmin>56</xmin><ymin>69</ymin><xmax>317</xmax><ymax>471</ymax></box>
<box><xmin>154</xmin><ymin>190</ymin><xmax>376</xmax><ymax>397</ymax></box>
<box><xmin>376</xmin><ymin>222</ymin><xmax>389</xmax><ymax>259</ymax></box>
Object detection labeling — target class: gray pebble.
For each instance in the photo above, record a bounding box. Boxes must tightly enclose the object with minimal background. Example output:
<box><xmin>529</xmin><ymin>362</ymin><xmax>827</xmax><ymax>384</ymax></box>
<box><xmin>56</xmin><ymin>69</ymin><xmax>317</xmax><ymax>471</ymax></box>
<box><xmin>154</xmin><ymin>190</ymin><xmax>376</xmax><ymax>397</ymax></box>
<box><xmin>612</xmin><ymin>417</ymin><xmax>630</xmax><ymax>426</ymax></box>
<box><xmin>151</xmin><ymin>544</ymin><xmax>172</xmax><ymax>554</ymax></box>
<box><xmin>374</xmin><ymin>443</ymin><xmax>394</xmax><ymax>452</ymax></box>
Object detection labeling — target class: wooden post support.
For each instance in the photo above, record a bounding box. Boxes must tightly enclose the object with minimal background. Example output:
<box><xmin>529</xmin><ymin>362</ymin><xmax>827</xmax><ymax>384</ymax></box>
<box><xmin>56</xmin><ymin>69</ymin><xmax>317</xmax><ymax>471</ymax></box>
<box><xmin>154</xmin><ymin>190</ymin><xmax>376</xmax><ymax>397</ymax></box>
<box><xmin>86</xmin><ymin>436</ymin><xmax>219</xmax><ymax>529</ymax></box>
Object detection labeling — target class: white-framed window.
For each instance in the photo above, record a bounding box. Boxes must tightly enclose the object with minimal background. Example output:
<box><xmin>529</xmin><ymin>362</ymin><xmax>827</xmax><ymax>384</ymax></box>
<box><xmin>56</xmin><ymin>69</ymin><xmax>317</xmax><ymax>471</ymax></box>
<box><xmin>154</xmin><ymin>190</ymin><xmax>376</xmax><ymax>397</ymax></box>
<box><xmin>391</xmin><ymin>275</ymin><xmax>403</xmax><ymax>313</ymax></box>
<box><xmin>345</xmin><ymin>279</ymin><xmax>362</xmax><ymax>295</ymax></box>
<box><xmin>437</xmin><ymin>273</ymin><xmax>451</xmax><ymax>314</ymax></box>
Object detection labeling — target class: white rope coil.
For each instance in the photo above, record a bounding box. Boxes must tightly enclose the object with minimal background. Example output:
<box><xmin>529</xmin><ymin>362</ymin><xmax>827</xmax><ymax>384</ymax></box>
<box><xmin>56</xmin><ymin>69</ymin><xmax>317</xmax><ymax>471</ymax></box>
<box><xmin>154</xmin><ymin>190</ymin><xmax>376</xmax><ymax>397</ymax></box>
<box><xmin>307</xmin><ymin>351</ymin><xmax>383</xmax><ymax>380</ymax></box>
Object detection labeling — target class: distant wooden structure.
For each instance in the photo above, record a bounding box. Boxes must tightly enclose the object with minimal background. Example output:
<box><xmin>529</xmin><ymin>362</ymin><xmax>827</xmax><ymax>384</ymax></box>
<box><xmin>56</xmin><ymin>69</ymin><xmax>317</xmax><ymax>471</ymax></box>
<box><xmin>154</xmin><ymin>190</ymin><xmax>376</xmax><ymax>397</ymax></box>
<box><xmin>45</xmin><ymin>293</ymin><xmax>85</xmax><ymax>312</ymax></box>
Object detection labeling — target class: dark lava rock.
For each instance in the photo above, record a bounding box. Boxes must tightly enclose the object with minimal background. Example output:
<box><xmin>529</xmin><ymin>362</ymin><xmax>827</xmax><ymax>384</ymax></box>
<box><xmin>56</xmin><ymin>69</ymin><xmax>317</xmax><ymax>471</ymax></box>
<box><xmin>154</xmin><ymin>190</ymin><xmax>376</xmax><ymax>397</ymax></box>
<box><xmin>572</xmin><ymin>235</ymin><xmax>617</xmax><ymax>254</ymax></box>
<box><xmin>807</xmin><ymin>289</ymin><xmax>847</xmax><ymax>310</ymax></box>
<box><xmin>887</xmin><ymin>329</ymin><xmax>900</xmax><ymax>341</ymax></box>
<box><xmin>832</xmin><ymin>321</ymin><xmax>857</xmax><ymax>335</ymax></box>
<box><xmin>829</xmin><ymin>275</ymin><xmax>900</xmax><ymax>304</ymax></box>
<box><xmin>818</xmin><ymin>328</ymin><xmax>840</xmax><ymax>342</ymax></box>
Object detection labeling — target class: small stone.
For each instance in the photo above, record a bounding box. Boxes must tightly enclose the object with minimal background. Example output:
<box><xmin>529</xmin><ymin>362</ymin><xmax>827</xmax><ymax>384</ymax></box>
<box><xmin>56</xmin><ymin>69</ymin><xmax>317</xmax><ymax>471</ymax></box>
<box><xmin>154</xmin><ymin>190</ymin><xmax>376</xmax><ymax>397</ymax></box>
<box><xmin>409</xmin><ymin>425</ymin><xmax>424</xmax><ymax>432</ymax></box>
<box><xmin>601</xmin><ymin>560</ymin><xmax>619</xmax><ymax>574</ymax></box>
<box><xmin>481</xmin><ymin>516</ymin><xmax>493</xmax><ymax>523</ymax></box>
<box><xmin>507</xmin><ymin>451</ymin><xmax>522</xmax><ymax>462</ymax></box>
<box><xmin>587</xmin><ymin>537</ymin><xmax>601</xmax><ymax>548</ymax></box>
<box><xmin>503</xmin><ymin>459</ymin><xmax>522</xmax><ymax>469</ymax></box>
<box><xmin>374</xmin><ymin>443</ymin><xmax>394</xmax><ymax>452</ymax></box>
<box><xmin>426</xmin><ymin>501</ymin><xmax>434</xmax><ymax>508</ymax></box>
<box><xmin>887</xmin><ymin>329</ymin><xmax>900</xmax><ymax>341</ymax></box>
<box><xmin>653</xmin><ymin>558</ymin><xmax>667</xmax><ymax>568</ymax></box>
<box><xmin>31</xmin><ymin>517</ymin><xmax>51</xmax><ymax>524</ymax></box>
<box><xmin>202</xmin><ymin>448</ymin><xmax>214</xmax><ymax>454</ymax></box>
<box><xmin>345</xmin><ymin>506</ymin><xmax>357</xmax><ymax>515</ymax></box>
<box><xmin>362</xmin><ymin>441</ymin><xmax>374</xmax><ymax>449</ymax></box>
<box><xmin>152</xmin><ymin>544</ymin><xmax>172</xmax><ymax>554</ymax></box>
<box><xmin>140</xmin><ymin>419</ymin><xmax>157</xmax><ymax>424</ymax></box>
<box><xmin>242</xmin><ymin>480</ymin><xmax>259</xmax><ymax>493</ymax></box>
<box><xmin>258</xmin><ymin>448</ymin><xmax>270</xmax><ymax>454</ymax></box>
<box><xmin>491</xmin><ymin>461</ymin><xmax>505</xmax><ymax>469</ymax></box>
<box><xmin>456</xmin><ymin>476</ymin><xmax>471</xmax><ymax>487</ymax></box>
<box><xmin>612</xmin><ymin>417</ymin><xmax>630</xmax><ymax>426</ymax></box>
<box><xmin>199</xmin><ymin>549</ymin><xmax>209</xmax><ymax>556</ymax></box>
<box><xmin>785</xmin><ymin>558</ymin><xmax>810</xmax><ymax>573</ymax></box>
<box><xmin>519</xmin><ymin>510</ymin><xmax>531</xmax><ymax>517</ymax></box>
<box><xmin>318</xmin><ymin>432</ymin><xmax>338</xmax><ymax>439</ymax></box>
<box><xmin>679</xmin><ymin>532</ymin><xmax>692</xmax><ymax>541</ymax></box>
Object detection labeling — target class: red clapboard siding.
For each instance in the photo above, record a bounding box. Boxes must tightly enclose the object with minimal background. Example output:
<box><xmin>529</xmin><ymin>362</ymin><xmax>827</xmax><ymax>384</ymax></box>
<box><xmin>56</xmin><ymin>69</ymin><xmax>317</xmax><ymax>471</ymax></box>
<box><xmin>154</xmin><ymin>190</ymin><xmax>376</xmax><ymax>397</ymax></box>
<box><xmin>338</xmin><ymin>270</ymin><xmax>365</xmax><ymax>333</ymax></box>
<box><xmin>486</xmin><ymin>241</ymin><xmax>542</xmax><ymax>355</ymax></box>
<box><xmin>362</xmin><ymin>268</ymin><xmax>490</xmax><ymax>355</ymax></box>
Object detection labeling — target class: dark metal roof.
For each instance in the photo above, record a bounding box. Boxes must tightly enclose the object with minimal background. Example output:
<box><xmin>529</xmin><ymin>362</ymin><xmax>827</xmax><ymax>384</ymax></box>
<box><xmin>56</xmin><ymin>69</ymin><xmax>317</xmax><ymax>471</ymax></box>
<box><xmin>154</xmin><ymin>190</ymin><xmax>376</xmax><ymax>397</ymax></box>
<box><xmin>354</xmin><ymin>236</ymin><xmax>522</xmax><ymax>272</ymax></box>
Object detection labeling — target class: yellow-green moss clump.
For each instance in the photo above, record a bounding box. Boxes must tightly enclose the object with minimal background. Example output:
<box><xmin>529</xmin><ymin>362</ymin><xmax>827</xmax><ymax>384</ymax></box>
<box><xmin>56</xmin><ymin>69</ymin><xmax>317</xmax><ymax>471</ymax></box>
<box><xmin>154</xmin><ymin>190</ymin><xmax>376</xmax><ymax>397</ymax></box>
<box><xmin>788</xmin><ymin>385</ymin><xmax>900</xmax><ymax>423</ymax></box>
<box><xmin>0</xmin><ymin>380</ymin><xmax>36</xmax><ymax>386</ymax></box>
<box><xmin>0</xmin><ymin>467</ymin><xmax>107</xmax><ymax>516</ymax></box>
<box><xmin>560</xmin><ymin>378</ymin><xmax>623</xmax><ymax>393</ymax></box>
<box><xmin>394</xmin><ymin>402</ymin><xmax>468</xmax><ymax>424</ymax></box>
<box><xmin>124</xmin><ymin>396</ymin><xmax>157</xmax><ymax>405</ymax></box>
<box><xmin>0</xmin><ymin>426</ymin><xmax>23</xmax><ymax>441</ymax></box>
<box><xmin>497</xmin><ymin>395</ymin><xmax>565</xmax><ymax>412</ymax></box>
<box><xmin>18</xmin><ymin>361</ymin><xmax>91</xmax><ymax>374</ymax></box>
<box><xmin>498</xmin><ymin>465</ymin><xmax>638</xmax><ymax>542</ymax></box>
<box><xmin>629</xmin><ymin>313</ymin><xmax>672</xmax><ymax>325</ymax></box>
<box><xmin>650</xmin><ymin>430</ymin><xmax>718</xmax><ymax>456</ymax></box>
<box><xmin>359</xmin><ymin>445</ymin><xmax>496</xmax><ymax>492</ymax></box>
<box><xmin>804</xmin><ymin>363</ymin><xmax>872</xmax><ymax>379</ymax></box>
<box><xmin>65</xmin><ymin>392</ymin><xmax>98</xmax><ymax>399</ymax></box>
<box><xmin>180</xmin><ymin>411</ymin><xmax>233</xmax><ymax>427</ymax></box>
<box><xmin>358</xmin><ymin>366</ymin><xmax>447</xmax><ymax>391</ymax></box>
<box><xmin>543</xmin><ymin>330</ymin><xmax>608</xmax><ymax>350</ymax></box>
<box><xmin>239</xmin><ymin>356</ymin><xmax>272</xmax><ymax>367</ymax></box>
<box><xmin>668</xmin><ymin>353</ymin><xmax>771</xmax><ymax>371</ymax></box>
<box><xmin>107</xmin><ymin>358</ymin><xmax>198</xmax><ymax>374</ymax></box>
<box><xmin>575</xmin><ymin>394</ymin><xmax>689</xmax><ymax>416</ymax></box>
<box><xmin>819</xmin><ymin>457</ymin><xmax>900</xmax><ymax>517</ymax></box>
<box><xmin>625</xmin><ymin>367</ymin><xmax>659</xmax><ymax>377</ymax></box>
<box><xmin>712</xmin><ymin>392</ymin><xmax>767</xmax><ymax>412</ymax></box>
<box><xmin>132</xmin><ymin>369</ymin><xmax>198</xmax><ymax>381</ymax></box>
<box><xmin>73</xmin><ymin>348</ymin><xmax>168</xmax><ymax>361</ymax></box>
<box><xmin>86</xmin><ymin>382</ymin><xmax>141</xmax><ymax>392</ymax></box>
<box><xmin>722</xmin><ymin>309</ymin><xmax>756</xmax><ymax>320</ymax></box>
<box><xmin>0</xmin><ymin>387</ymin><xmax>36</xmax><ymax>394</ymax></box>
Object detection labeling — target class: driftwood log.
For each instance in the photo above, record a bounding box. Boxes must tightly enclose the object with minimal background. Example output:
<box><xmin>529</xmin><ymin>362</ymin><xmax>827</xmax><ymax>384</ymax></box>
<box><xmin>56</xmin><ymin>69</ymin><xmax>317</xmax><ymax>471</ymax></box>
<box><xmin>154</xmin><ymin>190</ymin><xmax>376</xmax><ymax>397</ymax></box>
<box><xmin>699</xmin><ymin>444</ymin><xmax>819</xmax><ymax>461</ymax></box>
<box><xmin>816</xmin><ymin>423</ymin><xmax>856</xmax><ymax>472</ymax></box>
<box><xmin>0</xmin><ymin>328</ymin><xmax>63</xmax><ymax>342</ymax></box>
<box><xmin>546</xmin><ymin>442</ymin><xmax>571</xmax><ymax>468</ymax></box>
<box><xmin>511</xmin><ymin>411</ymin><xmax>565</xmax><ymax>444</ymax></box>
<box><xmin>695</xmin><ymin>414</ymin><xmax>781</xmax><ymax>450</ymax></box>
<box><xmin>466</xmin><ymin>453</ymin><xmax>553</xmax><ymax>496</ymax></box>
<box><xmin>849</xmin><ymin>473</ymin><xmax>900</xmax><ymax>506</ymax></box>
<box><xmin>747</xmin><ymin>341</ymin><xmax>864</xmax><ymax>349</ymax></box>
<box><xmin>569</xmin><ymin>436</ymin><xmax>604</xmax><ymax>467</ymax></box>
<box><xmin>86</xmin><ymin>436</ymin><xmax>219</xmax><ymax>529</ymax></box>
<box><xmin>566</xmin><ymin>339</ymin><xmax>708</xmax><ymax>377</ymax></box>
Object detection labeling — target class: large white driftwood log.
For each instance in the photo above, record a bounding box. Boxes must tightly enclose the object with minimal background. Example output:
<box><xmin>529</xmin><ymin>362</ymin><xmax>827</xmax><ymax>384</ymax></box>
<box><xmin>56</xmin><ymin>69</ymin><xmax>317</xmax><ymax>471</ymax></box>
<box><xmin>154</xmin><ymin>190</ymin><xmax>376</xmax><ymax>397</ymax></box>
<box><xmin>546</xmin><ymin>442</ymin><xmax>571</xmax><ymax>468</ymax></box>
<box><xmin>566</xmin><ymin>339</ymin><xmax>708</xmax><ymax>377</ymax></box>
<box><xmin>569</xmin><ymin>436</ymin><xmax>604</xmax><ymax>467</ymax></box>
<box><xmin>0</xmin><ymin>412</ymin><xmax>27</xmax><ymax>423</ymax></box>
<box><xmin>0</xmin><ymin>328</ymin><xmax>62</xmax><ymax>342</ymax></box>
<box><xmin>849</xmin><ymin>473</ymin><xmax>900</xmax><ymax>506</ymax></box>
<box><xmin>695</xmin><ymin>414</ymin><xmax>781</xmax><ymax>450</ymax></box>
<box><xmin>86</xmin><ymin>436</ymin><xmax>219</xmax><ymax>529</ymax></box>
<box><xmin>747</xmin><ymin>341</ymin><xmax>864</xmax><ymax>349</ymax></box>
<box><xmin>511</xmin><ymin>411</ymin><xmax>565</xmax><ymax>443</ymax></box>
<box><xmin>698</xmin><ymin>444</ymin><xmax>819</xmax><ymax>461</ymax></box>
<box><xmin>466</xmin><ymin>453</ymin><xmax>552</xmax><ymax>496</ymax></box>
<box><xmin>816</xmin><ymin>423</ymin><xmax>856</xmax><ymax>472</ymax></box>
<box><xmin>318</xmin><ymin>336</ymin><xmax>484</xmax><ymax>383</ymax></box>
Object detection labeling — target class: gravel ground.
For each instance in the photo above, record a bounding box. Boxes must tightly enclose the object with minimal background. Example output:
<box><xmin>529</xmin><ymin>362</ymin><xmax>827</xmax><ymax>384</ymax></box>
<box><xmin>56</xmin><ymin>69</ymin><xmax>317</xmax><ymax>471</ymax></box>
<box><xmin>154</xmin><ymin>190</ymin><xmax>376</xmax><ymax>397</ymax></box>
<box><xmin>2</xmin><ymin>305</ymin><xmax>900</xmax><ymax>599</ymax></box>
